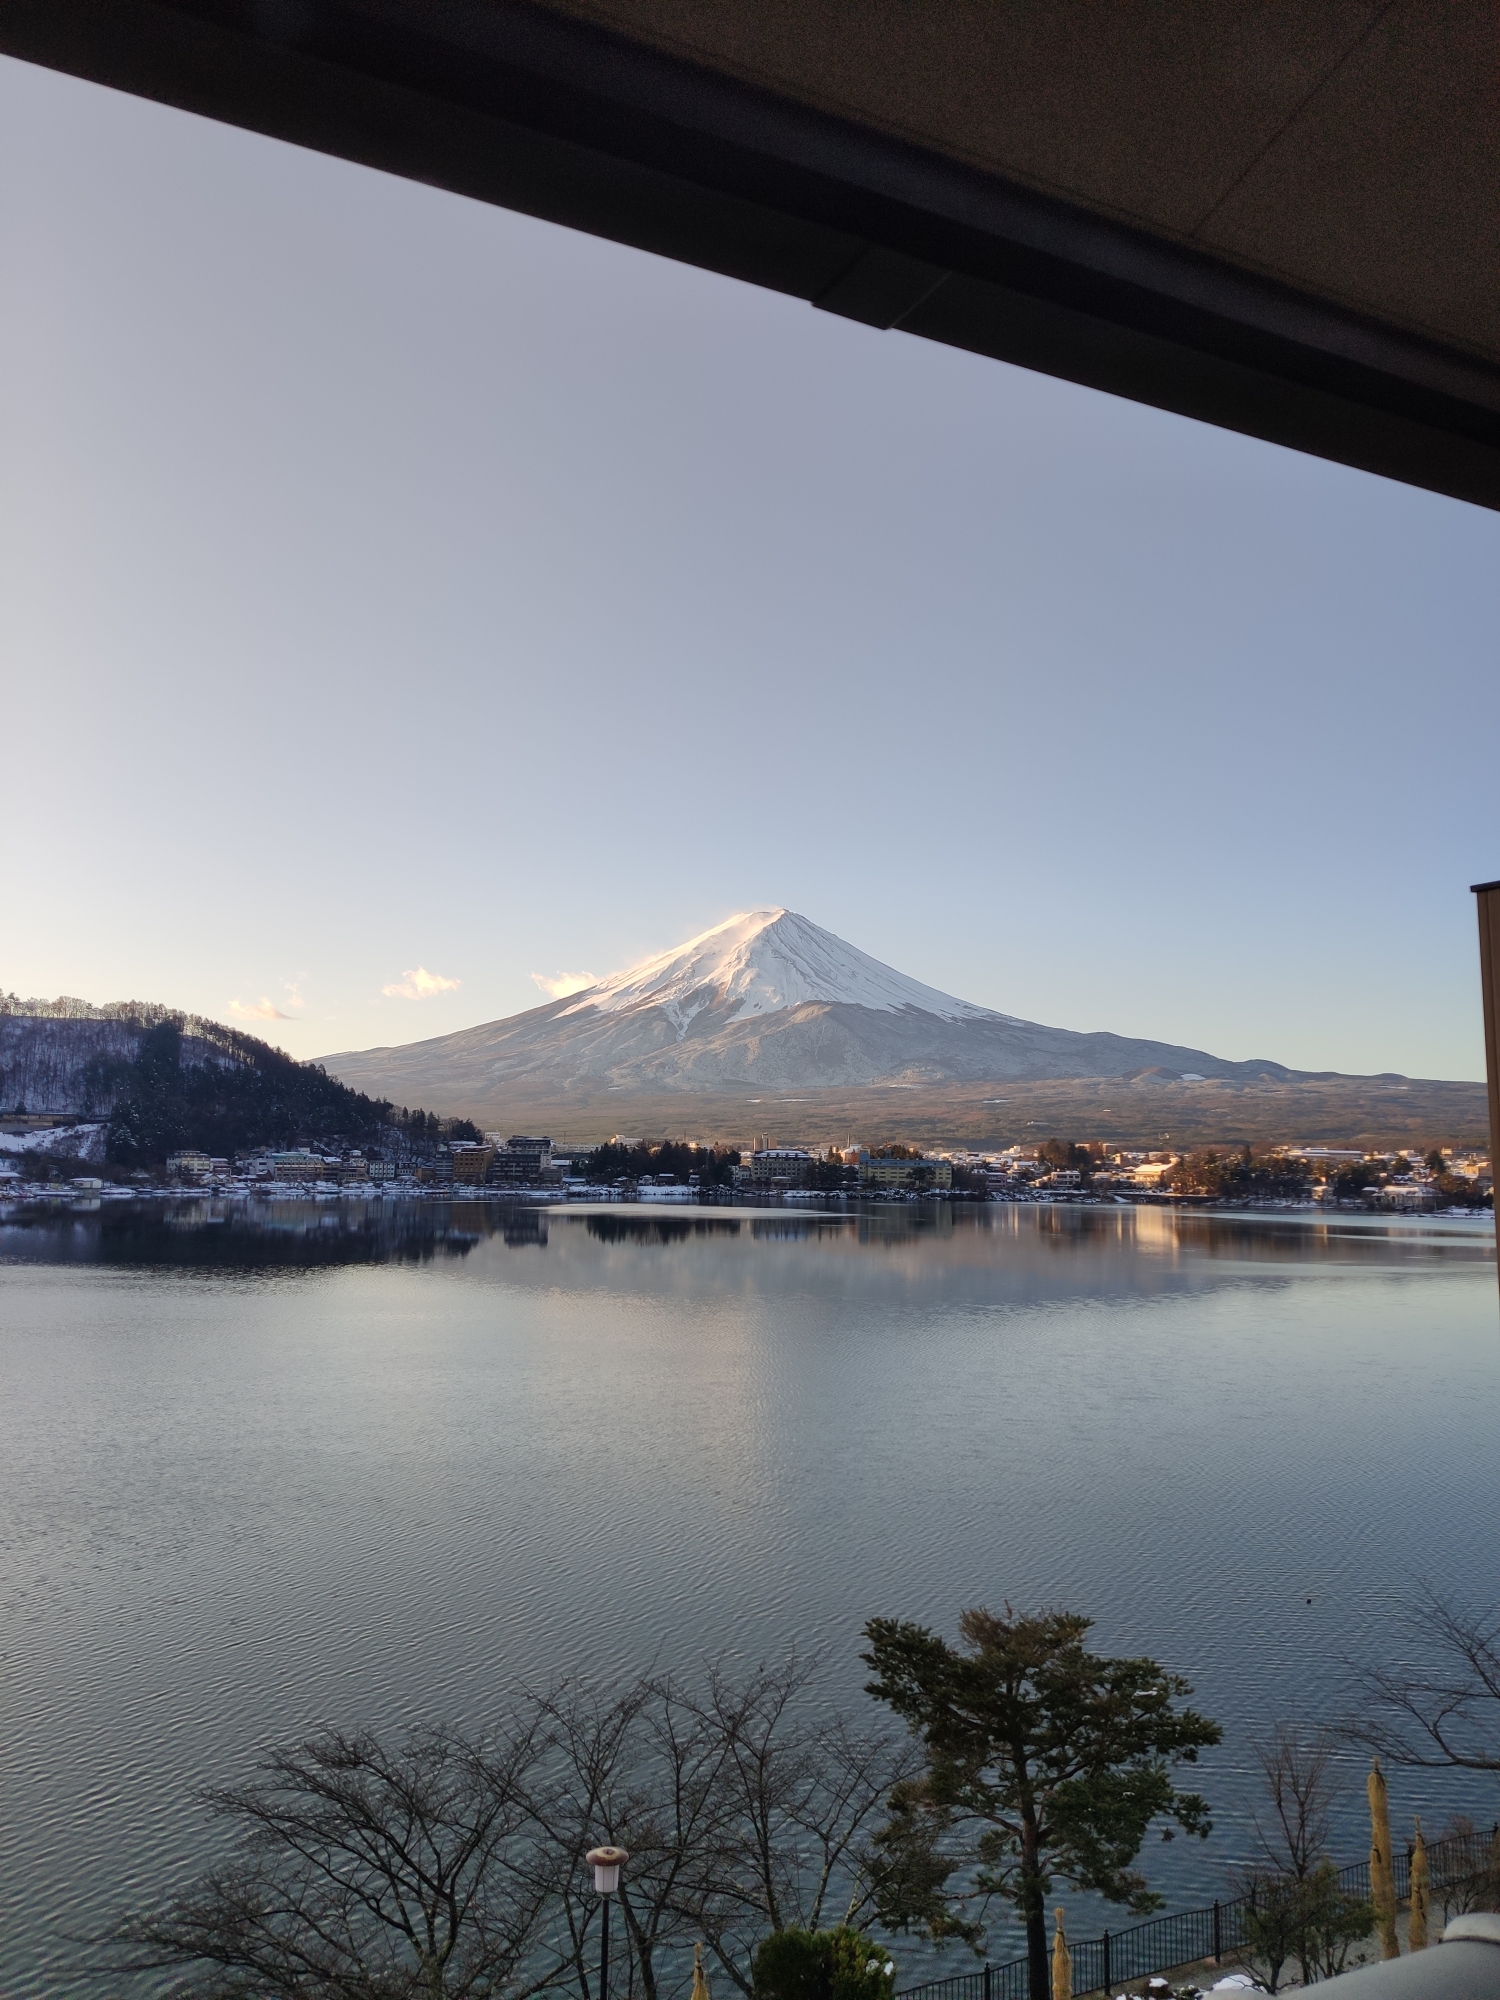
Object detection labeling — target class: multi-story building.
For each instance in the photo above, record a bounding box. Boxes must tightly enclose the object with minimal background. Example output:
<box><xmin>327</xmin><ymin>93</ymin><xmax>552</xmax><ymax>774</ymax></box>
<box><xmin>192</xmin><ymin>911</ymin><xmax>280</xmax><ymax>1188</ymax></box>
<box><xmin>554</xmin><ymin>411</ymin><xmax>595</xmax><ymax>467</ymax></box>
<box><xmin>859</xmin><ymin>1155</ymin><xmax>953</xmax><ymax>1189</ymax></box>
<box><xmin>1121</xmin><ymin>1159</ymin><xmax>1175</xmax><ymax>1187</ymax></box>
<box><xmin>271</xmin><ymin>1153</ymin><xmax>322</xmax><ymax>1182</ymax></box>
<box><xmin>451</xmin><ymin>1144</ymin><xmax>496</xmax><ymax>1184</ymax></box>
<box><xmin>748</xmin><ymin>1148</ymin><xmax>816</xmax><ymax>1187</ymax></box>
<box><xmin>487</xmin><ymin>1137</ymin><xmax>554</xmax><ymax>1185</ymax></box>
<box><xmin>166</xmin><ymin>1150</ymin><xmax>213</xmax><ymax>1179</ymax></box>
<box><xmin>1366</xmin><ymin>1183</ymin><xmax>1438</xmax><ymax>1211</ymax></box>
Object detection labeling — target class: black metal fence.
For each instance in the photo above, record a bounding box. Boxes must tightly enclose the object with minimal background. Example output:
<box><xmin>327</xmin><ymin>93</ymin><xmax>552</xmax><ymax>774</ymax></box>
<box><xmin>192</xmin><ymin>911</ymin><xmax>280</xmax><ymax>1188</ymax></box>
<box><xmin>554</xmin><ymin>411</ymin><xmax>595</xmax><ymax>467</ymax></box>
<box><xmin>896</xmin><ymin>1825</ymin><xmax>1500</xmax><ymax>2000</ymax></box>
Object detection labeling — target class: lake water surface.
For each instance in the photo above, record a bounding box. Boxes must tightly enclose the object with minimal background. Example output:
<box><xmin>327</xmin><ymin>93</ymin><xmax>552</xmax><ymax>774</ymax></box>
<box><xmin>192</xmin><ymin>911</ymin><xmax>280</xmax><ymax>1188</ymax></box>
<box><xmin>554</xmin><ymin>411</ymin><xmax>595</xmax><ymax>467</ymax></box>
<box><xmin>2</xmin><ymin>1199</ymin><xmax>1497</xmax><ymax>1993</ymax></box>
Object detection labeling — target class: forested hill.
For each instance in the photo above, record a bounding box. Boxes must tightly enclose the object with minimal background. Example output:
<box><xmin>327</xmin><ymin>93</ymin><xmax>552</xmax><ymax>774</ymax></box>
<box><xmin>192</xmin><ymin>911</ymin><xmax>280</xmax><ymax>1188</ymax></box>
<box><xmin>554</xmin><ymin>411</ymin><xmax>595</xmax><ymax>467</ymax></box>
<box><xmin>0</xmin><ymin>998</ymin><xmax>410</xmax><ymax>1163</ymax></box>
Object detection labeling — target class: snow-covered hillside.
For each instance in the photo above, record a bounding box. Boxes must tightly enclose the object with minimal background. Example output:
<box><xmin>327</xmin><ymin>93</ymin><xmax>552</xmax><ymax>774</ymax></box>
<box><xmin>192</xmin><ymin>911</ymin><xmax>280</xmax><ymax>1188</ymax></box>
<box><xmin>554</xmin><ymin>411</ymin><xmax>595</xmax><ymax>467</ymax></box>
<box><xmin>0</xmin><ymin>1016</ymin><xmax>146</xmax><ymax>1116</ymax></box>
<box><xmin>564</xmin><ymin>909</ymin><xmax>1013</xmax><ymax>1032</ymax></box>
<box><xmin>0</xmin><ymin>1013</ymin><xmax>238</xmax><ymax>1116</ymax></box>
<box><xmin>0</xmin><ymin>1123</ymin><xmax>106</xmax><ymax>1164</ymax></box>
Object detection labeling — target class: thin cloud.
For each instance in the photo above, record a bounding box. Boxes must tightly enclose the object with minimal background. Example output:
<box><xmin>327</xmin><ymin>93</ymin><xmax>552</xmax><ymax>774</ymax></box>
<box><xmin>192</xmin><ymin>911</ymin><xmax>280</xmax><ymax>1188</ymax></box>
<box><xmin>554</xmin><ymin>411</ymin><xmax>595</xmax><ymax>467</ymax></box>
<box><xmin>530</xmin><ymin>970</ymin><xmax>597</xmax><ymax>1000</ymax></box>
<box><xmin>383</xmin><ymin>966</ymin><xmax>461</xmax><ymax>1000</ymax></box>
<box><xmin>230</xmin><ymin>997</ymin><xmax>291</xmax><ymax>1022</ymax></box>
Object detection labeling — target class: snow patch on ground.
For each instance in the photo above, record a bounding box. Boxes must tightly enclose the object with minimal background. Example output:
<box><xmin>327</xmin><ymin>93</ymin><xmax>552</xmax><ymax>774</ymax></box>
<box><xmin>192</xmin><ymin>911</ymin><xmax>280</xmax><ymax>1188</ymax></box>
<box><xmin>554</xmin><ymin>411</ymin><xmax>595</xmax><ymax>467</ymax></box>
<box><xmin>561</xmin><ymin>910</ymin><xmax>1013</xmax><ymax>1027</ymax></box>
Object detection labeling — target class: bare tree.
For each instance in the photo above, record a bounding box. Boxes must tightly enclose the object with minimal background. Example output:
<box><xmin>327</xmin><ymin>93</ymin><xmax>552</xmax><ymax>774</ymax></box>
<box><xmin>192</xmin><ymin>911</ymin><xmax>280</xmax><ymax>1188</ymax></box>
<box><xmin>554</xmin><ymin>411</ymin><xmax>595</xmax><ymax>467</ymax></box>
<box><xmin>681</xmin><ymin>1657</ymin><xmax>921</xmax><ymax>1996</ymax></box>
<box><xmin>1342</xmin><ymin>1588</ymin><xmax>1500</xmax><ymax>1923</ymax></box>
<box><xmin>522</xmin><ymin>1674</ymin><xmax>733</xmax><ymax>2000</ymax></box>
<box><xmin>100</xmin><ymin>1656</ymin><xmax>916</xmax><ymax>2000</ymax></box>
<box><xmin>1250</xmin><ymin>1724</ymin><xmax>1339</xmax><ymax>1880</ymax></box>
<box><xmin>1229</xmin><ymin>1725</ymin><xmax>1366</xmax><ymax>1991</ymax></box>
<box><xmin>1229</xmin><ymin>1867</ymin><xmax>1303</xmax><ymax>1994</ymax></box>
<box><xmin>1347</xmin><ymin>1584</ymin><xmax>1500</xmax><ymax>1772</ymax></box>
<box><xmin>1230</xmin><ymin>1860</ymin><xmax>1371</xmax><ymax>1994</ymax></box>
<box><xmin>105</xmin><ymin>1724</ymin><xmax>560</xmax><ymax>2000</ymax></box>
<box><xmin>1431</xmin><ymin>1817</ymin><xmax>1500</xmax><ymax>1922</ymax></box>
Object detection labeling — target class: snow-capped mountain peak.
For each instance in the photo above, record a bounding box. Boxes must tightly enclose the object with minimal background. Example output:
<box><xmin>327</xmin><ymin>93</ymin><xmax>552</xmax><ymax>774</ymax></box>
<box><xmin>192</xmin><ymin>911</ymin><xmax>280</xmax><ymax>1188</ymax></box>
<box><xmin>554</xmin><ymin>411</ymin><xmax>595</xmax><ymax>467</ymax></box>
<box><xmin>559</xmin><ymin>909</ymin><xmax>1011</xmax><ymax>1029</ymax></box>
<box><xmin>319</xmin><ymin>907</ymin><xmax>1313</xmax><ymax>1107</ymax></box>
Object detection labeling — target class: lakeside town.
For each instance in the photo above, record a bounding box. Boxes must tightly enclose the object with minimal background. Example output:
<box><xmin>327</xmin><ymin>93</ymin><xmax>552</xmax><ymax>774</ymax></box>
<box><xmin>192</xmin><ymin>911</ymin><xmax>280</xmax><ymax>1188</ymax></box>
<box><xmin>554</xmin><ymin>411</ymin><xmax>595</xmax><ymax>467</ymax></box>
<box><xmin>1</xmin><ymin>1118</ymin><xmax>1491</xmax><ymax>1212</ymax></box>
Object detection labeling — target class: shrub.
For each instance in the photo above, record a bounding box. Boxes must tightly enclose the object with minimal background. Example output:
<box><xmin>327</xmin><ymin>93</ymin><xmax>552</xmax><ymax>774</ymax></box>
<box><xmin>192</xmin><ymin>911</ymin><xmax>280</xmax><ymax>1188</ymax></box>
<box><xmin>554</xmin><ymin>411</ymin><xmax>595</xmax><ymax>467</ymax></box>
<box><xmin>753</xmin><ymin>1928</ymin><xmax>895</xmax><ymax>2000</ymax></box>
<box><xmin>827</xmin><ymin>1926</ymin><xmax>897</xmax><ymax>2000</ymax></box>
<box><xmin>1234</xmin><ymin>1864</ymin><xmax>1372</xmax><ymax>1991</ymax></box>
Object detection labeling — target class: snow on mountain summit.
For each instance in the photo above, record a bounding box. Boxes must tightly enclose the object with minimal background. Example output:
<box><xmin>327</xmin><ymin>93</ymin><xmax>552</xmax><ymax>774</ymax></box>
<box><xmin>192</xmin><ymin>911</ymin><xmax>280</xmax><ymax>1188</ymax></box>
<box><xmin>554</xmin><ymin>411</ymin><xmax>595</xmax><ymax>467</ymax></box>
<box><xmin>560</xmin><ymin>909</ymin><xmax>1010</xmax><ymax>1030</ymax></box>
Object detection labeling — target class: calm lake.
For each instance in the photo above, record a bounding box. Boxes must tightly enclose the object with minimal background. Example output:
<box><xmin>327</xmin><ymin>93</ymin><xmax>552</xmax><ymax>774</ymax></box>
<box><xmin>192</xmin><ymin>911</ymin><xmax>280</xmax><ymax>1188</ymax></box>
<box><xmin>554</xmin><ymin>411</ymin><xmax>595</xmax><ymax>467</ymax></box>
<box><xmin>2</xmin><ymin>1198</ymin><xmax>1497</xmax><ymax>1994</ymax></box>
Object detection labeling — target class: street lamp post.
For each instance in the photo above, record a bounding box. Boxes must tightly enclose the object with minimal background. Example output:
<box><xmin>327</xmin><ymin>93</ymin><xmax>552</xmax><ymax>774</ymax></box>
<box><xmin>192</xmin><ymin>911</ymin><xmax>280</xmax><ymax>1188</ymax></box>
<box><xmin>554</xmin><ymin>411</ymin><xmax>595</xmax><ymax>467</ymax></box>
<box><xmin>587</xmin><ymin>1845</ymin><xmax>629</xmax><ymax>2000</ymax></box>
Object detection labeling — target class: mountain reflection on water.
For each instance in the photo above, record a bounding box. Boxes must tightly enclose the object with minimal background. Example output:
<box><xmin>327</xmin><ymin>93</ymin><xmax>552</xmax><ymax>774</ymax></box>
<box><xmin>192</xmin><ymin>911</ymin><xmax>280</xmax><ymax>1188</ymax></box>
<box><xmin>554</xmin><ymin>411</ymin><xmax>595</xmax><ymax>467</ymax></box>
<box><xmin>0</xmin><ymin>1199</ymin><xmax>1496</xmax><ymax>1999</ymax></box>
<box><xmin>1</xmin><ymin>1194</ymin><xmax>1491</xmax><ymax>1271</ymax></box>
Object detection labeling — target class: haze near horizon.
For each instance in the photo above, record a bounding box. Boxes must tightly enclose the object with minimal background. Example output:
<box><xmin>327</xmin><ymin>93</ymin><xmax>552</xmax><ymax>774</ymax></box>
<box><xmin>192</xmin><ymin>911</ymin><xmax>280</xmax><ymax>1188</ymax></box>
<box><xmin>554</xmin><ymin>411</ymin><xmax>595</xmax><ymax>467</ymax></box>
<box><xmin>3</xmin><ymin>56</ymin><xmax>1498</xmax><ymax>1081</ymax></box>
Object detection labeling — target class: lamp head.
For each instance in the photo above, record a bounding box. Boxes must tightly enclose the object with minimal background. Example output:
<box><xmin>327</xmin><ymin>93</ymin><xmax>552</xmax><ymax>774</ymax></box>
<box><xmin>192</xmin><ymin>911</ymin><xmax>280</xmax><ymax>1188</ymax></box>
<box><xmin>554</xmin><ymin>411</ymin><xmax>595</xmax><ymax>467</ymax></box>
<box><xmin>587</xmin><ymin>1845</ymin><xmax>628</xmax><ymax>1894</ymax></box>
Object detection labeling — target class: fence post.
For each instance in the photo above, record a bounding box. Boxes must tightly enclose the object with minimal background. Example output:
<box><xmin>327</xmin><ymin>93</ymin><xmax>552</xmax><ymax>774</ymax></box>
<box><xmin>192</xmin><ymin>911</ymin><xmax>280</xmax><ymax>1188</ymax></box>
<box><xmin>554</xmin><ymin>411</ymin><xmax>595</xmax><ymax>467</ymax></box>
<box><xmin>1213</xmin><ymin>1901</ymin><xmax>1222</xmax><ymax>1964</ymax></box>
<box><xmin>1102</xmin><ymin>1931</ymin><xmax>1110</xmax><ymax>1993</ymax></box>
<box><xmin>984</xmin><ymin>1966</ymin><xmax>992</xmax><ymax>2000</ymax></box>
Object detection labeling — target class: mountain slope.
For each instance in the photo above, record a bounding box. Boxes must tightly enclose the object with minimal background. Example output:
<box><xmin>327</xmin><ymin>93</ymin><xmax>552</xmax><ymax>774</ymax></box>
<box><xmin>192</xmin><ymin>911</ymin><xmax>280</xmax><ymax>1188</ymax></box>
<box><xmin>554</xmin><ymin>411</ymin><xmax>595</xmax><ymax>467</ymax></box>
<box><xmin>321</xmin><ymin>909</ymin><xmax>1314</xmax><ymax>1110</ymax></box>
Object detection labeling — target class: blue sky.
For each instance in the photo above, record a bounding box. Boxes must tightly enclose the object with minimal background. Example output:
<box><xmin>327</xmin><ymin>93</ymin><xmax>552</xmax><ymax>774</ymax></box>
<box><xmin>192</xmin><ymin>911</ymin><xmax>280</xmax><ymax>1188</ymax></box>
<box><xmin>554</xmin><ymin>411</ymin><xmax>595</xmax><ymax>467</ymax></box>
<box><xmin>3</xmin><ymin>55</ymin><xmax>1497</xmax><ymax>1078</ymax></box>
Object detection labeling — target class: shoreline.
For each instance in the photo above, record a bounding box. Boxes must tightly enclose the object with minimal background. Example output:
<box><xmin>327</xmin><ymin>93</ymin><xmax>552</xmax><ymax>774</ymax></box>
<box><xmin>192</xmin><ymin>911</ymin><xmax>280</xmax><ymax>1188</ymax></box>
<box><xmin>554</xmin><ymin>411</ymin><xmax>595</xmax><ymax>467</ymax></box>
<box><xmin>1</xmin><ymin>1182</ymin><xmax>1493</xmax><ymax>1227</ymax></box>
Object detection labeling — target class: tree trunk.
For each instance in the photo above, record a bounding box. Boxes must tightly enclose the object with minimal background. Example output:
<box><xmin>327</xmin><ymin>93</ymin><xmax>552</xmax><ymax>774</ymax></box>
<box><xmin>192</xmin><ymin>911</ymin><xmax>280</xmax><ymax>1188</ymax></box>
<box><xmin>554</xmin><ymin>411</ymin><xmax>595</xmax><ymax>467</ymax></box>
<box><xmin>618</xmin><ymin>1893</ymin><xmax>656</xmax><ymax>2000</ymax></box>
<box><xmin>1020</xmin><ymin>1825</ymin><xmax>1047</xmax><ymax>2000</ymax></box>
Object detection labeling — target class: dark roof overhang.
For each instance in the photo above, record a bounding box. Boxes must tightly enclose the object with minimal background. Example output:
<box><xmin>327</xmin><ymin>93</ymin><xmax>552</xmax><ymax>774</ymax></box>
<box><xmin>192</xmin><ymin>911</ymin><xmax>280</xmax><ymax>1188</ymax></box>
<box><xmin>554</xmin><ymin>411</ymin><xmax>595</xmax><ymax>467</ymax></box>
<box><xmin>4</xmin><ymin>0</ymin><xmax>1499</xmax><ymax>509</ymax></box>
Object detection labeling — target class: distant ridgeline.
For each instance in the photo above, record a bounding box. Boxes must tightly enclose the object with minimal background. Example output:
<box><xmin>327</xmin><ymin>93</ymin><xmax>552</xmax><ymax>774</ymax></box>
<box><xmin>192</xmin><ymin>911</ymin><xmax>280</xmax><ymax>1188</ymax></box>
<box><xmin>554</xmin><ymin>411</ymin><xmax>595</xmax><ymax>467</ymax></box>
<box><xmin>0</xmin><ymin>995</ymin><xmax>449</xmax><ymax>1165</ymax></box>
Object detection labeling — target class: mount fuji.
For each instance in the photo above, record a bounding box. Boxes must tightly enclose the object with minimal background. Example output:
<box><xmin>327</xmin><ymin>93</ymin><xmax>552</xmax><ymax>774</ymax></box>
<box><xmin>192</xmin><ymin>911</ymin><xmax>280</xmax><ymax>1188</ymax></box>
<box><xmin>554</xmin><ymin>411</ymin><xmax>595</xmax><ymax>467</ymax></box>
<box><xmin>320</xmin><ymin>909</ymin><xmax>1305</xmax><ymax>1113</ymax></box>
